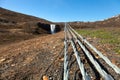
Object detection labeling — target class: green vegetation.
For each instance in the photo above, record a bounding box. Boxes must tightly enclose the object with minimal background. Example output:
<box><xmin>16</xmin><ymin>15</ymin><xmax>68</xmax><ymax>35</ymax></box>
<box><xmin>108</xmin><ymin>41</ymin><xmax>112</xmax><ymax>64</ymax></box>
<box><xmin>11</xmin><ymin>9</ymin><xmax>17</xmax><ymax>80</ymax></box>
<box><xmin>76</xmin><ymin>28</ymin><xmax>120</xmax><ymax>54</ymax></box>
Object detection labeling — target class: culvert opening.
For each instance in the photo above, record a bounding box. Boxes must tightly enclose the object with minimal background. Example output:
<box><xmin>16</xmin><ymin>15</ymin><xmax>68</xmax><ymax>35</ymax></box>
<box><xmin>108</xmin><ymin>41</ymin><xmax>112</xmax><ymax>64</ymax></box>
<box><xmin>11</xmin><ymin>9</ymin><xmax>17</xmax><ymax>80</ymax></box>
<box><xmin>35</xmin><ymin>22</ymin><xmax>61</xmax><ymax>34</ymax></box>
<box><xmin>50</xmin><ymin>24</ymin><xmax>56</xmax><ymax>34</ymax></box>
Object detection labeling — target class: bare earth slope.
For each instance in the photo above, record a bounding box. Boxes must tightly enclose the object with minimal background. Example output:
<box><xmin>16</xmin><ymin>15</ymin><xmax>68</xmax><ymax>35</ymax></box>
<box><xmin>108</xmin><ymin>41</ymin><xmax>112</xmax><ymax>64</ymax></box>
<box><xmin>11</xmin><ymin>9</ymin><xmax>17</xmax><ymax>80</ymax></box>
<box><xmin>0</xmin><ymin>31</ymin><xmax>64</xmax><ymax>80</ymax></box>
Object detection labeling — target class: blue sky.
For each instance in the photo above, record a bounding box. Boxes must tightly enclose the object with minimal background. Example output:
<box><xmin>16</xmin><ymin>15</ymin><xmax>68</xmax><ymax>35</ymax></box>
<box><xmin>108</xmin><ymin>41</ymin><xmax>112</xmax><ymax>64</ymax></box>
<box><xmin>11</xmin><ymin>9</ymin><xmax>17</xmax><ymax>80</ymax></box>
<box><xmin>0</xmin><ymin>0</ymin><xmax>120</xmax><ymax>22</ymax></box>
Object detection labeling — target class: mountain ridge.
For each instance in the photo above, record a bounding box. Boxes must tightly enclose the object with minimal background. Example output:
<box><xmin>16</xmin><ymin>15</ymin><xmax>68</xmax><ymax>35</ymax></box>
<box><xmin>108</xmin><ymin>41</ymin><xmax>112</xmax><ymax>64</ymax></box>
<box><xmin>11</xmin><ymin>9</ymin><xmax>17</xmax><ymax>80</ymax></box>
<box><xmin>69</xmin><ymin>14</ymin><xmax>120</xmax><ymax>28</ymax></box>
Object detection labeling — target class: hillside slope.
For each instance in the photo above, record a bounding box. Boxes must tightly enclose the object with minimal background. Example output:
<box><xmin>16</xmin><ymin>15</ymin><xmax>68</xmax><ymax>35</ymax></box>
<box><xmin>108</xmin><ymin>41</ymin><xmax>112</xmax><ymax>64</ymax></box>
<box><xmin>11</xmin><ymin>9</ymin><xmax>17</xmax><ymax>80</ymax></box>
<box><xmin>0</xmin><ymin>7</ymin><xmax>54</xmax><ymax>45</ymax></box>
<box><xmin>0</xmin><ymin>7</ymin><xmax>51</xmax><ymax>23</ymax></box>
<box><xmin>69</xmin><ymin>15</ymin><xmax>120</xmax><ymax>28</ymax></box>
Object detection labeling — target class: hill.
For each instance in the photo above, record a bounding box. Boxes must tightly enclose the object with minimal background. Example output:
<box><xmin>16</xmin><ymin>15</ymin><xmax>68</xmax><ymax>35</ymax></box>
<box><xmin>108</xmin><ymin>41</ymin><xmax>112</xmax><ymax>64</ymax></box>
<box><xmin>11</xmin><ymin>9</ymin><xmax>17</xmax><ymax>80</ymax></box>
<box><xmin>0</xmin><ymin>7</ymin><xmax>61</xmax><ymax>45</ymax></box>
<box><xmin>0</xmin><ymin>7</ymin><xmax>51</xmax><ymax>23</ymax></box>
<box><xmin>69</xmin><ymin>15</ymin><xmax>120</xmax><ymax>28</ymax></box>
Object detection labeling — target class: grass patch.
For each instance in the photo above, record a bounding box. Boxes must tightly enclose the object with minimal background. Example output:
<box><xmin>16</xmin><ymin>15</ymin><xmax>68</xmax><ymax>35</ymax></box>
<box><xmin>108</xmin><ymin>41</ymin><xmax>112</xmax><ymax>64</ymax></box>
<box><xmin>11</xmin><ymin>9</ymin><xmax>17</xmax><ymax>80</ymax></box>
<box><xmin>76</xmin><ymin>28</ymin><xmax>120</xmax><ymax>54</ymax></box>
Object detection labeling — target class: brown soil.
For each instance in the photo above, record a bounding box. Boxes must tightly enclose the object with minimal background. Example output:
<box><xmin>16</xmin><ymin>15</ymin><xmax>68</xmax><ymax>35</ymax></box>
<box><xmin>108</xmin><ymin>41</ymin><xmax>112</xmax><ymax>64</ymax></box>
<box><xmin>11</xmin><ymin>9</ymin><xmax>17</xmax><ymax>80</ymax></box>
<box><xmin>0</xmin><ymin>29</ymin><xmax>120</xmax><ymax>80</ymax></box>
<box><xmin>0</xmin><ymin>31</ymin><xmax>64</xmax><ymax>80</ymax></box>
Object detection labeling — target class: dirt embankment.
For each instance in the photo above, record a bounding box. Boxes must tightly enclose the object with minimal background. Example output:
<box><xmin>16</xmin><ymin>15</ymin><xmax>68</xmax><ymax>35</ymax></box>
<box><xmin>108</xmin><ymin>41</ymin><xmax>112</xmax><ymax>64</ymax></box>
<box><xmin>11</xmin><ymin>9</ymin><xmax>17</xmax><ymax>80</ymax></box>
<box><xmin>0</xmin><ymin>31</ymin><xmax>64</xmax><ymax>80</ymax></box>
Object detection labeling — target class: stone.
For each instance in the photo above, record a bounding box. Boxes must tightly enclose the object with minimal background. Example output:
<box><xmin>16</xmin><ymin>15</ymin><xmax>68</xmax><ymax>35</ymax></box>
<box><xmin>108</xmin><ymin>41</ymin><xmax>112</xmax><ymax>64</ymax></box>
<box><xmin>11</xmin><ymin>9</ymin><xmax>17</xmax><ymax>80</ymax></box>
<box><xmin>43</xmin><ymin>75</ymin><xmax>49</xmax><ymax>80</ymax></box>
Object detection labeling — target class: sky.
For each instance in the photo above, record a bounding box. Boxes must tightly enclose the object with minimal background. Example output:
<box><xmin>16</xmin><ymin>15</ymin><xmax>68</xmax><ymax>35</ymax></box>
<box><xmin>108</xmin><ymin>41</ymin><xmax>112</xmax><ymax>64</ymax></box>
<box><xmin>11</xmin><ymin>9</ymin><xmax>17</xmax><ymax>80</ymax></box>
<box><xmin>0</xmin><ymin>0</ymin><xmax>120</xmax><ymax>22</ymax></box>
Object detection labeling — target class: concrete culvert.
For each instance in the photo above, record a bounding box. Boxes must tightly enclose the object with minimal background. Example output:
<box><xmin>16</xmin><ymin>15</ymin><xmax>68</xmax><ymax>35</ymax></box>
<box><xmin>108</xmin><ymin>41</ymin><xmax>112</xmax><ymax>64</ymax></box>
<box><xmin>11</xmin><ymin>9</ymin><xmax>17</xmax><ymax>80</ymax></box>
<box><xmin>50</xmin><ymin>24</ymin><xmax>55</xmax><ymax>34</ymax></box>
<box><xmin>36</xmin><ymin>22</ymin><xmax>61</xmax><ymax>34</ymax></box>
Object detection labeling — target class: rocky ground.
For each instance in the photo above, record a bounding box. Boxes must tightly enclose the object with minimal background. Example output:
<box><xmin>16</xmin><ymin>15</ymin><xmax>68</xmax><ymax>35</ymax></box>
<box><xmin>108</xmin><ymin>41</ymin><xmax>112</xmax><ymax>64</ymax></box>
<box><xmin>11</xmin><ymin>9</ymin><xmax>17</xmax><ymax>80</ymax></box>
<box><xmin>0</xmin><ymin>31</ymin><xmax>64</xmax><ymax>80</ymax></box>
<box><xmin>0</xmin><ymin>30</ymin><xmax>120</xmax><ymax>80</ymax></box>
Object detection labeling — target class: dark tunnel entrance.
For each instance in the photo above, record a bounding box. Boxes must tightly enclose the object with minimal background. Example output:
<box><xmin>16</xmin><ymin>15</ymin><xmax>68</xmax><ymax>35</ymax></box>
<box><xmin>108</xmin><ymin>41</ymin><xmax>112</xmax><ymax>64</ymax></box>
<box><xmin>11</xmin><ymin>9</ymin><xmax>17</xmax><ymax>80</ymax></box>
<box><xmin>35</xmin><ymin>22</ymin><xmax>61</xmax><ymax>34</ymax></box>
